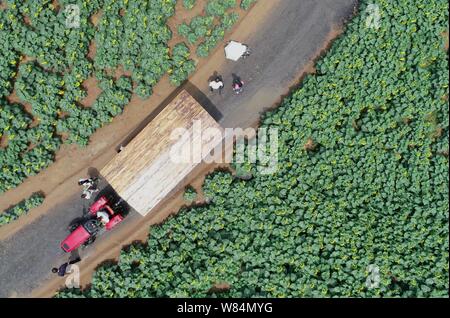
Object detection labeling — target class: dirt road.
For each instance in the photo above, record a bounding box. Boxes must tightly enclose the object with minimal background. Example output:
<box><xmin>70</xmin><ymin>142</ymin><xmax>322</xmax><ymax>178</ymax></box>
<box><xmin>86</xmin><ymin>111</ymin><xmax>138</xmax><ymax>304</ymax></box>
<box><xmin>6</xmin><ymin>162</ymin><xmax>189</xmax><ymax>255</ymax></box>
<box><xmin>194</xmin><ymin>0</ymin><xmax>357</xmax><ymax>129</ymax></box>
<box><xmin>0</xmin><ymin>0</ymin><xmax>358</xmax><ymax>298</ymax></box>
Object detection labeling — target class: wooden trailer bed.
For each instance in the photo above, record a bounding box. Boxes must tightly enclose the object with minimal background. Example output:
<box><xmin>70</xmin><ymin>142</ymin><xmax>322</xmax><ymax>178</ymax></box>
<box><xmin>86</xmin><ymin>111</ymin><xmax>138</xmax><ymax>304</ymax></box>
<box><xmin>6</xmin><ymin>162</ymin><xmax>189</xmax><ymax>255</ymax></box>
<box><xmin>100</xmin><ymin>90</ymin><xmax>223</xmax><ymax>216</ymax></box>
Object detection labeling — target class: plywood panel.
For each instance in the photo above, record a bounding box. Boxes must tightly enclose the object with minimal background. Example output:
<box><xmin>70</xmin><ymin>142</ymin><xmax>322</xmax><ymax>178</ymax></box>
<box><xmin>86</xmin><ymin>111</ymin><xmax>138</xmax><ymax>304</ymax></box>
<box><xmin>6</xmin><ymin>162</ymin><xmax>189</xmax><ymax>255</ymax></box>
<box><xmin>100</xmin><ymin>90</ymin><xmax>223</xmax><ymax>216</ymax></box>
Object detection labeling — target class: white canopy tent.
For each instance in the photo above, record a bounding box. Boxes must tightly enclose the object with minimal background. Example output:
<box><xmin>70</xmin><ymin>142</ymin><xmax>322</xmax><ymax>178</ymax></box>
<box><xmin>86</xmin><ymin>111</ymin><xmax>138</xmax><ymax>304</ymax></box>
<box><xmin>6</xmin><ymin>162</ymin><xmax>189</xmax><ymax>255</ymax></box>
<box><xmin>224</xmin><ymin>41</ymin><xmax>248</xmax><ymax>61</ymax></box>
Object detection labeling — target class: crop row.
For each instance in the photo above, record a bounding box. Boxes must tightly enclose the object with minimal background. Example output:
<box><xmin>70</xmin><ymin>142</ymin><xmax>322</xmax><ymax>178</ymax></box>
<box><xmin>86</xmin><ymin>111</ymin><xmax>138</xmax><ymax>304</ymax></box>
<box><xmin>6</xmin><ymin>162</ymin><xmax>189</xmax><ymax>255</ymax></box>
<box><xmin>177</xmin><ymin>0</ymin><xmax>255</xmax><ymax>58</ymax></box>
<box><xmin>0</xmin><ymin>193</ymin><xmax>45</xmax><ymax>227</ymax></box>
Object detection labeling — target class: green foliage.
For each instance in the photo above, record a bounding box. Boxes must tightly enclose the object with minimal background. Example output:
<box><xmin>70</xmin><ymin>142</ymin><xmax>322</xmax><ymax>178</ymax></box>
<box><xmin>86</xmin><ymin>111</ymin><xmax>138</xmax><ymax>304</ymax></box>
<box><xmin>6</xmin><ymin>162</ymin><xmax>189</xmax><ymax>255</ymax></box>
<box><xmin>191</xmin><ymin>16</ymin><xmax>215</xmax><ymax>40</ymax></box>
<box><xmin>0</xmin><ymin>15</ymin><xmax>19</xmax><ymax>98</ymax></box>
<box><xmin>178</xmin><ymin>1</ymin><xmax>240</xmax><ymax>57</ymax></box>
<box><xmin>222</xmin><ymin>12</ymin><xmax>239</xmax><ymax>30</ymax></box>
<box><xmin>183</xmin><ymin>0</ymin><xmax>197</xmax><ymax>10</ymax></box>
<box><xmin>169</xmin><ymin>42</ymin><xmax>196</xmax><ymax>86</ymax></box>
<box><xmin>177</xmin><ymin>22</ymin><xmax>191</xmax><ymax>38</ymax></box>
<box><xmin>233</xmin><ymin>161</ymin><xmax>253</xmax><ymax>180</ymax></box>
<box><xmin>205</xmin><ymin>0</ymin><xmax>236</xmax><ymax>17</ymax></box>
<box><xmin>178</xmin><ymin>16</ymin><xmax>214</xmax><ymax>45</ymax></box>
<box><xmin>59</xmin><ymin>0</ymin><xmax>449</xmax><ymax>298</ymax></box>
<box><xmin>94</xmin><ymin>0</ymin><xmax>177</xmax><ymax>99</ymax></box>
<box><xmin>0</xmin><ymin>93</ymin><xmax>62</xmax><ymax>192</ymax></box>
<box><xmin>183</xmin><ymin>185</ymin><xmax>198</xmax><ymax>203</ymax></box>
<box><xmin>240</xmin><ymin>0</ymin><xmax>257</xmax><ymax>10</ymax></box>
<box><xmin>196</xmin><ymin>42</ymin><xmax>210</xmax><ymax>58</ymax></box>
<box><xmin>0</xmin><ymin>193</ymin><xmax>45</xmax><ymax>226</ymax></box>
<box><xmin>58</xmin><ymin>74</ymin><xmax>132</xmax><ymax>146</ymax></box>
<box><xmin>0</xmin><ymin>0</ymin><xmax>99</xmax><ymax>192</ymax></box>
<box><xmin>1</xmin><ymin>0</ymin><xmax>240</xmax><ymax>192</ymax></box>
<box><xmin>195</xmin><ymin>13</ymin><xmax>239</xmax><ymax>57</ymax></box>
<box><xmin>172</xmin><ymin>43</ymin><xmax>191</xmax><ymax>63</ymax></box>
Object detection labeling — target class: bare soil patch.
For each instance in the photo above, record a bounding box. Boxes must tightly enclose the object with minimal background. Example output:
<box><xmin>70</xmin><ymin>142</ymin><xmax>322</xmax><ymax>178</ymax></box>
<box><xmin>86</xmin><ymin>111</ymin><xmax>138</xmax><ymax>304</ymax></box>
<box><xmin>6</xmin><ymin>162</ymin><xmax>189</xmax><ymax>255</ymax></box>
<box><xmin>6</xmin><ymin>89</ymin><xmax>33</xmax><ymax>114</ymax></box>
<box><xmin>0</xmin><ymin>133</ymin><xmax>8</xmax><ymax>149</ymax></box>
<box><xmin>442</xmin><ymin>31</ymin><xmax>449</xmax><ymax>51</ymax></box>
<box><xmin>90</xmin><ymin>10</ymin><xmax>102</xmax><ymax>27</ymax></box>
<box><xmin>20</xmin><ymin>55</ymin><xmax>36</xmax><ymax>64</ymax></box>
<box><xmin>87</xmin><ymin>40</ymin><xmax>96</xmax><ymax>61</ymax></box>
<box><xmin>79</xmin><ymin>76</ymin><xmax>102</xmax><ymax>108</ymax></box>
<box><xmin>51</xmin><ymin>0</ymin><xmax>60</xmax><ymax>12</ymax></box>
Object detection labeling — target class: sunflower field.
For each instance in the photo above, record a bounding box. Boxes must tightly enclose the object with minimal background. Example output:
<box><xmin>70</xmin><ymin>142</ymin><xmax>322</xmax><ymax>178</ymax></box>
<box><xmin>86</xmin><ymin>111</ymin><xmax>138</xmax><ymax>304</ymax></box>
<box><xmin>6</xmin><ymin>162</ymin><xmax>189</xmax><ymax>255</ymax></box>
<box><xmin>58</xmin><ymin>0</ymin><xmax>449</xmax><ymax>298</ymax></box>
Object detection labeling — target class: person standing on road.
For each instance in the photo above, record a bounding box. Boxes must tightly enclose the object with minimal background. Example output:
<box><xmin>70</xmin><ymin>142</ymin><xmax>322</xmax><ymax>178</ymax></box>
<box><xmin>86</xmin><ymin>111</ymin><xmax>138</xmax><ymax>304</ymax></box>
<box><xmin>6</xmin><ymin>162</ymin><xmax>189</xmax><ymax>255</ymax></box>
<box><xmin>78</xmin><ymin>177</ymin><xmax>99</xmax><ymax>200</ymax></box>
<box><xmin>231</xmin><ymin>73</ymin><xmax>244</xmax><ymax>95</ymax></box>
<box><xmin>209</xmin><ymin>76</ymin><xmax>224</xmax><ymax>95</ymax></box>
<box><xmin>78</xmin><ymin>177</ymin><xmax>96</xmax><ymax>187</ymax></box>
<box><xmin>232</xmin><ymin>78</ymin><xmax>244</xmax><ymax>94</ymax></box>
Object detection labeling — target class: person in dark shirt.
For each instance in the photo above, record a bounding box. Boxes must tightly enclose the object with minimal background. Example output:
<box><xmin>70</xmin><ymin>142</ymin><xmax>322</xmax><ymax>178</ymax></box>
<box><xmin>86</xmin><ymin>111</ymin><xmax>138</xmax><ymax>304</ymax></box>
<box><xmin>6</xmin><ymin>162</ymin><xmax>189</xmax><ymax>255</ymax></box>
<box><xmin>52</xmin><ymin>263</ymin><xmax>69</xmax><ymax>277</ymax></box>
<box><xmin>232</xmin><ymin>78</ymin><xmax>244</xmax><ymax>94</ymax></box>
<box><xmin>52</xmin><ymin>253</ymin><xmax>81</xmax><ymax>277</ymax></box>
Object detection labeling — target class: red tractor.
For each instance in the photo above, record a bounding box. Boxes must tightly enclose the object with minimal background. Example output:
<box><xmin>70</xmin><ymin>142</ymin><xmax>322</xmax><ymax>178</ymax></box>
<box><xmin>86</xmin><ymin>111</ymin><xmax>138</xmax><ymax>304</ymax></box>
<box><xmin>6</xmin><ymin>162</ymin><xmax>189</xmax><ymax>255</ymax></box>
<box><xmin>60</xmin><ymin>196</ymin><xmax>125</xmax><ymax>253</ymax></box>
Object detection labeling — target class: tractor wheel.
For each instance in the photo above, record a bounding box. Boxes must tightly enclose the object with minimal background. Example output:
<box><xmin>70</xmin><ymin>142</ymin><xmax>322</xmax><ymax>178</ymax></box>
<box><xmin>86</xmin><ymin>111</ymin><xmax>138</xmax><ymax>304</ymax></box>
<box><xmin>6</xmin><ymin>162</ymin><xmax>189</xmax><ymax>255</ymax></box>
<box><xmin>68</xmin><ymin>219</ymin><xmax>82</xmax><ymax>232</ymax></box>
<box><xmin>83</xmin><ymin>236</ymin><xmax>96</xmax><ymax>247</ymax></box>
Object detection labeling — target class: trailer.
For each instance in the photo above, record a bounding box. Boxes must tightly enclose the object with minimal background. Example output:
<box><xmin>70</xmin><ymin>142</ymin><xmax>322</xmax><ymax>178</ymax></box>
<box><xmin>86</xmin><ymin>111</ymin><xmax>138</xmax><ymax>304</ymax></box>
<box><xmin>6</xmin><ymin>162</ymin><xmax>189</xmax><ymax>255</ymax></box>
<box><xmin>100</xmin><ymin>90</ymin><xmax>223</xmax><ymax>216</ymax></box>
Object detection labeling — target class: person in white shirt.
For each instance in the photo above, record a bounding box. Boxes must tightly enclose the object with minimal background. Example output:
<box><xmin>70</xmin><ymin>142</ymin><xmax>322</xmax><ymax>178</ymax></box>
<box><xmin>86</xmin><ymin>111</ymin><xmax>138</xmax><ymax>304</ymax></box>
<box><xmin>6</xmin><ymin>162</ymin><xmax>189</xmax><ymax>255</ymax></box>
<box><xmin>78</xmin><ymin>177</ymin><xmax>99</xmax><ymax>200</ymax></box>
<box><xmin>96</xmin><ymin>210</ymin><xmax>110</xmax><ymax>225</ymax></box>
<box><xmin>209</xmin><ymin>76</ymin><xmax>224</xmax><ymax>94</ymax></box>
